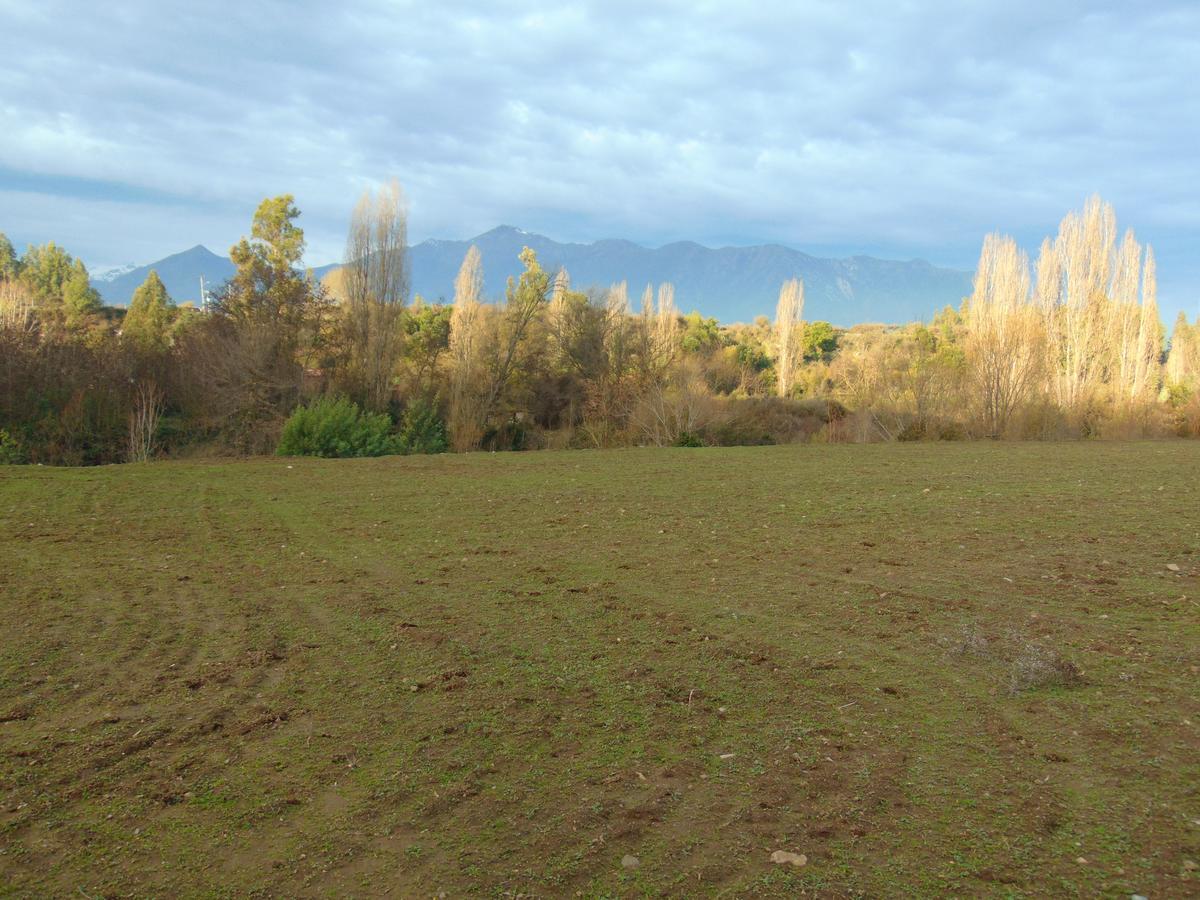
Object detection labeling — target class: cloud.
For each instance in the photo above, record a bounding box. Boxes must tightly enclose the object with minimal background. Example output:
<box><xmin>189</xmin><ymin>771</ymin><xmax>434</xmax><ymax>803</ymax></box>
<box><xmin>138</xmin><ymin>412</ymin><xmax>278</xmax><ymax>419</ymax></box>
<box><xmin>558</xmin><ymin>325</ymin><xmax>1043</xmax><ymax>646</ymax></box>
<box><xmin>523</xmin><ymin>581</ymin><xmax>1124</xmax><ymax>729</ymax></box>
<box><xmin>0</xmin><ymin>0</ymin><xmax>1196</xmax><ymax>315</ymax></box>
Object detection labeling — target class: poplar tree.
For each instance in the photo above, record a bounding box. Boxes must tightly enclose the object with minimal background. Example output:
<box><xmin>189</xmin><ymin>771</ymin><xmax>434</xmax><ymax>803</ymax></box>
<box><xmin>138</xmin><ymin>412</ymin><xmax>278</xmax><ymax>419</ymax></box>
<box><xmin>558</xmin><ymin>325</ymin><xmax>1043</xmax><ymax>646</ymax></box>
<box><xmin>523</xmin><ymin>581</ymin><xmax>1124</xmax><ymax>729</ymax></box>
<box><xmin>965</xmin><ymin>233</ymin><xmax>1043</xmax><ymax>437</ymax></box>
<box><xmin>1131</xmin><ymin>246</ymin><xmax>1161</xmax><ymax>401</ymax></box>
<box><xmin>448</xmin><ymin>245</ymin><xmax>486</xmax><ymax>450</ymax></box>
<box><xmin>773</xmin><ymin>277</ymin><xmax>805</xmax><ymax>398</ymax></box>
<box><xmin>341</xmin><ymin>180</ymin><xmax>409</xmax><ymax>411</ymax></box>
<box><xmin>1165</xmin><ymin>312</ymin><xmax>1196</xmax><ymax>389</ymax></box>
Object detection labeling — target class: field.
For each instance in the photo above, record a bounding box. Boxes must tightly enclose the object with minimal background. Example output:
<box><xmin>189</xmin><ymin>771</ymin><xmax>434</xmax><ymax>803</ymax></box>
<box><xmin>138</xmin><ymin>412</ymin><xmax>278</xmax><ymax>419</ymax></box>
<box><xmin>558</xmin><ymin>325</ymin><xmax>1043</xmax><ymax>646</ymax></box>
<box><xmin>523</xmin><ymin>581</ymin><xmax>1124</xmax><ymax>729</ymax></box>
<box><xmin>1</xmin><ymin>443</ymin><xmax>1198</xmax><ymax>897</ymax></box>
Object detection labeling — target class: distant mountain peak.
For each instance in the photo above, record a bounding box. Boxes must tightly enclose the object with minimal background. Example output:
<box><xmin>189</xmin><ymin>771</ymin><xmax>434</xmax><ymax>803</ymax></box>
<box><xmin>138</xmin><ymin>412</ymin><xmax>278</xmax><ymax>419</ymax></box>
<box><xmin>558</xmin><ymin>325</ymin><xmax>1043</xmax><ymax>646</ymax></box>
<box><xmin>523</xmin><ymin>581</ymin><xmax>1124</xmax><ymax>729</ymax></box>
<box><xmin>479</xmin><ymin>225</ymin><xmax>530</xmax><ymax>238</ymax></box>
<box><xmin>177</xmin><ymin>244</ymin><xmax>221</xmax><ymax>257</ymax></box>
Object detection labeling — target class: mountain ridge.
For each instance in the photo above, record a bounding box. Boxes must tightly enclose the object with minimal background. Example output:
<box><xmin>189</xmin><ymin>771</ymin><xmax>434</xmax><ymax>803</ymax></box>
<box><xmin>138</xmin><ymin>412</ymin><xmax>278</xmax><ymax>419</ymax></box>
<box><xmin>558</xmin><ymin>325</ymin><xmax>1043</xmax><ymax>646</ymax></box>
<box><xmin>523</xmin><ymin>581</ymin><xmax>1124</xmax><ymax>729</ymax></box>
<box><xmin>93</xmin><ymin>227</ymin><xmax>973</xmax><ymax>325</ymax></box>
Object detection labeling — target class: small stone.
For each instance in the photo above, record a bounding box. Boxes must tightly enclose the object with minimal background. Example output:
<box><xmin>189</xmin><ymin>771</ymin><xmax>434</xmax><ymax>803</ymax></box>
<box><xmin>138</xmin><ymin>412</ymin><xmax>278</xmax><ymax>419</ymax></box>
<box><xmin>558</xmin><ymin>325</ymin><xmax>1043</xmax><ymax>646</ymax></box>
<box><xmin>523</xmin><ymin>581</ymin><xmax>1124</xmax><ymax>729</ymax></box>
<box><xmin>1184</xmin><ymin>859</ymin><xmax>1198</xmax><ymax>870</ymax></box>
<box><xmin>1167</xmin><ymin>563</ymin><xmax>1181</xmax><ymax>572</ymax></box>
<box><xmin>621</xmin><ymin>854</ymin><xmax>639</xmax><ymax>870</ymax></box>
<box><xmin>770</xmin><ymin>850</ymin><xmax>807</xmax><ymax>867</ymax></box>
<box><xmin>1075</xmin><ymin>857</ymin><xmax>1088</xmax><ymax>865</ymax></box>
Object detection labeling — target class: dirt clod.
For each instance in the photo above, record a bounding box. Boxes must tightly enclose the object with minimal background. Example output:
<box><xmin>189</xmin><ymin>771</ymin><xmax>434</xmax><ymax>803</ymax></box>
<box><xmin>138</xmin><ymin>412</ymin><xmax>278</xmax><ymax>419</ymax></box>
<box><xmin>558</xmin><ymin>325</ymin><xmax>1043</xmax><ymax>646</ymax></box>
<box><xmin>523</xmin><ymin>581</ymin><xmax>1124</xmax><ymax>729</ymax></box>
<box><xmin>771</xmin><ymin>850</ymin><xmax>808</xmax><ymax>867</ymax></box>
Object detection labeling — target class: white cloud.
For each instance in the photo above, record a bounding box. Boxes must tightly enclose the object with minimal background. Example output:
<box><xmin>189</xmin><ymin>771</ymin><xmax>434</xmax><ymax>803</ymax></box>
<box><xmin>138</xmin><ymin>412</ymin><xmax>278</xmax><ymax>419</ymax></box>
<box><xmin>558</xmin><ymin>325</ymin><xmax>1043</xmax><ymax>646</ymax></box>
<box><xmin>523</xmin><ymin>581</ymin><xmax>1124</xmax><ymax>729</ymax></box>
<box><xmin>0</xmin><ymin>0</ymin><xmax>1196</xmax><ymax>315</ymax></box>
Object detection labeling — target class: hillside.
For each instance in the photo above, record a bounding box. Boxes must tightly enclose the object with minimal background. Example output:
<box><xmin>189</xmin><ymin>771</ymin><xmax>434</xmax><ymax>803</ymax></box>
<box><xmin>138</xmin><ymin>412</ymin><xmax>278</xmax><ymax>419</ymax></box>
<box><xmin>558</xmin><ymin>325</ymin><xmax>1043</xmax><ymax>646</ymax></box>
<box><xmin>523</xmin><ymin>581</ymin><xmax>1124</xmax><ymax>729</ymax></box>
<box><xmin>95</xmin><ymin>227</ymin><xmax>972</xmax><ymax>325</ymax></box>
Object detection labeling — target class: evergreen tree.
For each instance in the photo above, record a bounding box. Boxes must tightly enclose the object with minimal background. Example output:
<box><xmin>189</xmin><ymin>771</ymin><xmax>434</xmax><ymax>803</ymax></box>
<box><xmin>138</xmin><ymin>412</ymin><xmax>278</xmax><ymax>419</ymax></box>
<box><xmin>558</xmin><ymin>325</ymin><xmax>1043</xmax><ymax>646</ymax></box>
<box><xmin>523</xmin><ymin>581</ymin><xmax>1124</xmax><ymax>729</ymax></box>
<box><xmin>218</xmin><ymin>195</ymin><xmax>314</xmax><ymax>327</ymax></box>
<box><xmin>62</xmin><ymin>260</ymin><xmax>101</xmax><ymax>322</ymax></box>
<box><xmin>0</xmin><ymin>233</ymin><xmax>19</xmax><ymax>280</ymax></box>
<box><xmin>124</xmin><ymin>270</ymin><xmax>174</xmax><ymax>347</ymax></box>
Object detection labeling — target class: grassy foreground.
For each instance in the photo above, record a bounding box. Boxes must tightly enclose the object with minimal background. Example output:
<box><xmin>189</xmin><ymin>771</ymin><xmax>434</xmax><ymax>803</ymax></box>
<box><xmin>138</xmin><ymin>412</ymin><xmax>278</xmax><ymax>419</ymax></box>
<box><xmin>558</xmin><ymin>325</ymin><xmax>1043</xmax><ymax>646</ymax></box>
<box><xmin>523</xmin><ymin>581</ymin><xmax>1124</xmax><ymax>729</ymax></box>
<box><xmin>1</xmin><ymin>443</ymin><xmax>1197</xmax><ymax>898</ymax></box>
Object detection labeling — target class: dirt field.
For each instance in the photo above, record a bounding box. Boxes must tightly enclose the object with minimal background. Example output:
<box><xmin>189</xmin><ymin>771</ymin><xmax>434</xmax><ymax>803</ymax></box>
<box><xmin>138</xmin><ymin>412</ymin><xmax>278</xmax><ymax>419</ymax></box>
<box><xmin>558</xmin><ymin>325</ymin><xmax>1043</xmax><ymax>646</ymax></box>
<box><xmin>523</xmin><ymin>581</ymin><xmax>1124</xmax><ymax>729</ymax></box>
<box><xmin>1</xmin><ymin>443</ymin><xmax>1198</xmax><ymax>897</ymax></box>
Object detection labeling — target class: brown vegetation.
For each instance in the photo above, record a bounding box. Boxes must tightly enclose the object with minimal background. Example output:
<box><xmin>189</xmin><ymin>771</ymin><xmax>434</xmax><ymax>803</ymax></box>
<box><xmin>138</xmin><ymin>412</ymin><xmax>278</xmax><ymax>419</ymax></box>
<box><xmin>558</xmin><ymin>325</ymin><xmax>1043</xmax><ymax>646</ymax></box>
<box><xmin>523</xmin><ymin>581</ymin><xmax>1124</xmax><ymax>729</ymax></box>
<box><xmin>1</xmin><ymin>193</ymin><xmax>1198</xmax><ymax>465</ymax></box>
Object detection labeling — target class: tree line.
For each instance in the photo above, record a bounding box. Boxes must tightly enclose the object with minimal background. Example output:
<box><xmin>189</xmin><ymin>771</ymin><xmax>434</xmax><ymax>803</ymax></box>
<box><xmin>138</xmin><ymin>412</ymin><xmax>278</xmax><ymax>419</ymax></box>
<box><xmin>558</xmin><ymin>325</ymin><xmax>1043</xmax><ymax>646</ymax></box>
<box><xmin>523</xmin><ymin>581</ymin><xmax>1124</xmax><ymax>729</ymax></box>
<box><xmin>1</xmin><ymin>190</ymin><xmax>1197</xmax><ymax>465</ymax></box>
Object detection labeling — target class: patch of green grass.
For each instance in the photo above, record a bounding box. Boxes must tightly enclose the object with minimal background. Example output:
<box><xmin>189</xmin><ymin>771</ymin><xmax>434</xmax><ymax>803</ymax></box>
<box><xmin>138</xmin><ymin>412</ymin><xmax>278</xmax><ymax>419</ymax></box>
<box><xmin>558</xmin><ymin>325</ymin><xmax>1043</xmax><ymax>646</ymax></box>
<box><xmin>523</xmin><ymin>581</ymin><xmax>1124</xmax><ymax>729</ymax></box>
<box><xmin>1</xmin><ymin>442</ymin><xmax>1198</xmax><ymax>896</ymax></box>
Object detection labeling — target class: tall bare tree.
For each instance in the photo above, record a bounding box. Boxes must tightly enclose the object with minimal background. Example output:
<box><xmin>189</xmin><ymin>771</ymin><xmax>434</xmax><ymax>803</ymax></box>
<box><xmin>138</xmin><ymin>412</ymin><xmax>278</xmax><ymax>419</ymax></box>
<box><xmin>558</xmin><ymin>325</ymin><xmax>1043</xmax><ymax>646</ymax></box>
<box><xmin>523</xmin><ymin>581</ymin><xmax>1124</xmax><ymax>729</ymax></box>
<box><xmin>1036</xmin><ymin>197</ymin><xmax>1164</xmax><ymax>416</ymax></box>
<box><xmin>603</xmin><ymin>281</ymin><xmax>632</xmax><ymax>373</ymax></box>
<box><xmin>631</xmin><ymin>283</ymin><xmax>678</xmax><ymax>385</ymax></box>
<box><xmin>1109</xmin><ymin>228</ymin><xmax>1143</xmax><ymax>397</ymax></box>
<box><xmin>342</xmin><ymin>180</ymin><xmax>409</xmax><ymax>411</ymax></box>
<box><xmin>454</xmin><ymin>243</ymin><xmax>483</xmax><ymax>307</ymax></box>
<box><xmin>1050</xmin><ymin>195</ymin><xmax>1116</xmax><ymax>412</ymax></box>
<box><xmin>344</xmin><ymin>179</ymin><xmax>409</xmax><ymax>307</ymax></box>
<box><xmin>1165</xmin><ymin>310</ymin><xmax>1198</xmax><ymax>389</ymax></box>
<box><xmin>448</xmin><ymin>245</ymin><xmax>486</xmax><ymax>450</ymax></box>
<box><xmin>127</xmin><ymin>380</ymin><xmax>164</xmax><ymax>462</ymax></box>
<box><xmin>965</xmin><ymin>233</ymin><xmax>1043</xmax><ymax>437</ymax></box>
<box><xmin>1131</xmin><ymin>245</ymin><xmax>1161</xmax><ymax>401</ymax></box>
<box><xmin>773</xmin><ymin>277</ymin><xmax>805</xmax><ymax>398</ymax></box>
<box><xmin>653</xmin><ymin>284</ymin><xmax>678</xmax><ymax>364</ymax></box>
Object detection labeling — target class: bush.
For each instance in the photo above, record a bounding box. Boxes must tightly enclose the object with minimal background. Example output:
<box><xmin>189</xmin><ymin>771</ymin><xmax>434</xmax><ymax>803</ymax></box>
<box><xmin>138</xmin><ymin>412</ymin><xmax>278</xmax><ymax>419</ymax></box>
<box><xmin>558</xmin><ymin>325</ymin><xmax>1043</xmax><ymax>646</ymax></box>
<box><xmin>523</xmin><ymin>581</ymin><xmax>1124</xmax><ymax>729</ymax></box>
<box><xmin>937</xmin><ymin>421</ymin><xmax>966</xmax><ymax>441</ymax></box>
<box><xmin>481</xmin><ymin>419</ymin><xmax>530</xmax><ymax>452</ymax></box>
<box><xmin>939</xmin><ymin>623</ymin><xmax>1084</xmax><ymax>694</ymax></box>
<box><xmin>1007</xmin><ymin>638</ymin><xmax>1084</xmax><ymax>694</ymax></box>
<box><xmin>0</xmin><ymin>428</ymin><xmax>26</xmax><ymax>464</ymax></box>
<box><xmin>703</xmin><ymin>396</ymin><xmax>846</xmax><ymax>446</ymax></box>
<box><xmin>276</xmin><ymin>396</ymin><xmax>400</xmax><ymax>458</ymax></box>
<box><xmin>397</xmin><ymin>398</ymin><xmax>448</xmax><ymax>455</ymax></box>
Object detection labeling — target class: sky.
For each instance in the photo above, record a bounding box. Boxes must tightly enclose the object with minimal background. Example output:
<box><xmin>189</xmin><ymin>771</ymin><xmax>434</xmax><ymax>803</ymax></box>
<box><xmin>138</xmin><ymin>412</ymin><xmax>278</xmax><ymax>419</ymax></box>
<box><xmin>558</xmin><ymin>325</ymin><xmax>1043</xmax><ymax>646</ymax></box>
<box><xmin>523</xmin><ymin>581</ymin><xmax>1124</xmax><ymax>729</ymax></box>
<box><xmin>1</xmin><ymin>0</ymin><xmax>1197</xmax><ymax>320</ymax></box>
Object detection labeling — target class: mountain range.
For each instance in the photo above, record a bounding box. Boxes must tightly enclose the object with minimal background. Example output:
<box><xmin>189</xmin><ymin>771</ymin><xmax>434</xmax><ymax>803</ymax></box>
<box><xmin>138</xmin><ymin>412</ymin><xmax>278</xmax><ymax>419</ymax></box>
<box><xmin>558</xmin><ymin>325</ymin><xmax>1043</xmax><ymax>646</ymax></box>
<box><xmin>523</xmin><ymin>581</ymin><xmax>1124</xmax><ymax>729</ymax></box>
<box><xmin>92</xmin><ymin>226</ymin><xmax>974</xmax><ymax>325</ymax></box>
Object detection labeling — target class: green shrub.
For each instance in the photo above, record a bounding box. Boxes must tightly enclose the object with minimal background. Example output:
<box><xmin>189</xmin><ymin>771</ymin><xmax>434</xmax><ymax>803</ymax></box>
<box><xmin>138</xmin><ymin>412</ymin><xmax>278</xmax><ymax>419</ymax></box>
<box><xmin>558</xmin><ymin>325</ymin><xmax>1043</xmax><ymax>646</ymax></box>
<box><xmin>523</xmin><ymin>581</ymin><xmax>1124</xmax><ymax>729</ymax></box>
<box><xmin>674</xmin><ymin>430</ymin><xmax>704</xmax><ymax>447</ymax></box>
<box><xmin>0</xmin><ymin>429</ymin><xmax>26</xmax><ymax>465</ymax></box>
<box><xmin>397</xmin><ymin>398</ymin><xmax>448</xmax><ymax>455</ymax></box>
<box><xmin>276</xmin><ymin>396</ymin><xmax>400</xmax><ymax>458</ymax></box>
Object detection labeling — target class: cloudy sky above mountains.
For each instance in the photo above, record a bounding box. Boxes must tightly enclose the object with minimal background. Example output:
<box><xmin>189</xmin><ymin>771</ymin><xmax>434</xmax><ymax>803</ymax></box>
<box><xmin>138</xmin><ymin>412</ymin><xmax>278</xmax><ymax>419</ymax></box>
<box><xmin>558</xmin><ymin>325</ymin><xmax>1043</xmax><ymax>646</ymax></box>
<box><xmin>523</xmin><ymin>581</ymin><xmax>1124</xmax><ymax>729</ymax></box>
<box><xmin>1</xmin><ymin>0</ymin><xmax>1197</xmax><ymax>316</ymax></box>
